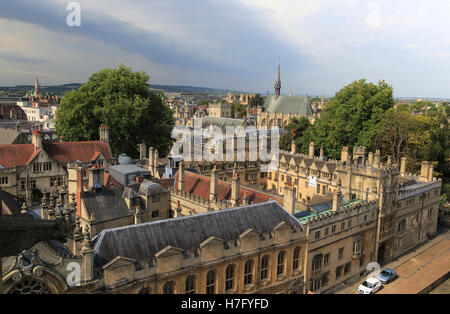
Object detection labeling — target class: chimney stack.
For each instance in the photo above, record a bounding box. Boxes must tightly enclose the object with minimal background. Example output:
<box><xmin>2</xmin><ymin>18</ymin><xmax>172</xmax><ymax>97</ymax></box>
<box><xmin>309</xmin><ymin>142</ymin><xmax>315</xmax><ymax>158</ymax></box>
<box><xmin>99</xmin><ymin>124</ymin><xmax>109</xmax><ymax>143</ymax></box>
<box><xmin>333</xmin><ymin>180</ymin><xmax>342</xmax><ymax>212</ymax></box>
<box><xmin>341</xmin><ymin>146</ymin><xmax>349</xmax><ymax>163</ymax></box>
<box><xmin>210</xmin><ymin>166</ymin><xmax>218</xmax><ymax>201</ymax></box>
<box><xmin>32</xmin><ymin>124</ymin><xmax>43</xmax><ymax>150</ymax></box>
<box><xmin>419</xmin><ymin>161</ymin><xmax>430</xmax><ymax>182</ymax></box>
<box><xmin>291</xmin><ymin>140</ymin><xmax>297</xmax><ymax>154</ymax></box>
<box><xmin>139</xmin><ymin>143</ymin><xmax>147</xmax><ymax>160</ymax></box>
<box><xmin>400</xmin><ymin>157</ymin><xmax>407</xmax><ymax>176</ymax></box>
<box><xmin>283</xmin><ymin>181</ymin><xmax>296</xmax><ymax>215</ymax></box>
<box><xmin>231</xmin><ymin>163</ymin><xmax>240</xmax><ymax>207</ymax></box>
<box><xmin>178</xmin><ymin>161</ymin><xmax>185</xmax><ymax>192</ymax></box>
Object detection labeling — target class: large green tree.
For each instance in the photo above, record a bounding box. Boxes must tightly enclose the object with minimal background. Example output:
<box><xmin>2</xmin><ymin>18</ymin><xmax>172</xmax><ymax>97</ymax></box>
<box><xmin>280</xmin><ymin>117</ymin><xmax>312</xmax><ymax>153</ymax></box>
<box><xmin>248</xmin><ymin>94</ymin><xmax>264</xmax><ymax>108</ymax></box>
<box><xmin>55</xmin><ymin>65</ymin><xmax>175</xmax><ymax>158</ymax></box>
<box><xmin>310</xmin><ymin>79</ymin><xmax>394</xmax><ymax>159</ymax></box>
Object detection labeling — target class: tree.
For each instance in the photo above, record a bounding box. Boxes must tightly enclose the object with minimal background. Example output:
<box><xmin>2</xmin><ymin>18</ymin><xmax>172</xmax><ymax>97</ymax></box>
<box><xmin>248</xmin><ymin>94</ymin><xmax>264</xmax><ymax>108</ymax></box>
<box><xmin>55</xmin><ymin>65</ymin><xmax>175</xmax><ymax>158</ymax></box>
<box><xmin>230</xmin><ymin>102</ymin><xmax>246</xmax><ymax>118</ymax></box>
<box><xmin>280</xmin><ymin>117</ymin><xmax>312</xmax><ymax>152</ymax></box>
<box><xmin>309</xmin><ymin>79</ymin><xmax>394</xmax><ymax>159</ymax></box>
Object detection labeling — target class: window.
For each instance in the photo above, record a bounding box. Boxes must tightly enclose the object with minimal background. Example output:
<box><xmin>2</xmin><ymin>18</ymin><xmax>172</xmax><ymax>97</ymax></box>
<box><xmin>152</xmin><ymin>210</ymin><xmax>159</xmax><ymax>218</ymax></box>
<box><xmin>364</xmin><ymin>215</ymin><xmax>367</xmax><ymax>222</ymax></box>
<box><xmin>348</xmin><ymin>220</ymin><xmax>352</xmax><ymax>228</ymax></box>
<box><xmin>244</xmin><ymin>260</ymin><xmax>253</xmax><ymax>286</ymax></box>
<box><xmin>338</xmin><ymin>247</ymin><xmax>344</xmax><ymax>260</ymax></box>
<box><xmin>324</xmin><ymin>253</ymin><xmax>330</xmax><ymax>266</ymax></box>
<box><xmin>353</xmin><ymin>237</ymin><xmax>362</xmax><ymax>256</ymax></box>
<box><xmin>341</xmin><ymin>222</ymin><xmax>345</xmax><ymax>230</ymax></box>
<box><xmin>315</xmin><ymin>231</ymin><xmax>321</xmax><ymax>239</ymax></box>
<box><xmin>20</xmin><ymin>180</ymin><xmax>26</xmax><ymax>191</ymax></box>
<box><xmin>185</xmin><ymin>275</ymin><xmax>195</xmax><ymax>294</ymax></box>
<box><xmin>260</xmin><ymin>255</ymin><xmax>269</xmax><ymax>281</ymax></box>
<box><xmin>310</xmin><ymin>278</ymin><xmax>321</xmax><ymax>292</ymax></box>
<box><xmin>336</xmin><ymin>266</ymin><xmax>343</xmax><ymax>279</ymax></box>
<box><xmin>277</xmin><ymin>251</ymin><xmax>285</xmax><ymax>277</ymax></box>
<box><xmin>428</xmin><ymin>208</ymin><xmax>433</xmax><ymax>218</ymax></box>
<box><xmin>312</xmin><ymin>254</ymin><xmax>322</xmax><ymax>277</ymax></box>
<box><xmin>344</xmin><ymin>262</ymin><xmax>351</xmax><ymax>275</ymax></box>
<box><xmin>163</xmin><ymin>281</ymin><xmax>175</xmax><ymax>294</ymax></box>
<box><xmin>30</xmin><ymin>179</ymin><xmax>36</xmax><ymax>189</ymax></box>
<box><xmin>398</xmin><ymin>218</ymin><xmax>406</xmax><ymax>233</ymax></box>
<box><xmin>317</xmin><ymin>184</ymin><xmax>321</xmax><ymax>194</ymax></box>
<box><xmin>0</xmin><ymin>177</ymin><xmax>8</xmax><ymax>185</ymax></box>
<box><xmin>225</xmin><ymin>264</ymin><xmax>234</xmax><ymax>291</ymax></box>
<box><xmin>324</xmin><ymin>227</ymin><xmax>329</xmax><ymax>236</ymax></box>
<box><xmin>293</xmin><ymin>247</ymin><xmax>301</xmax><ymax>271</ymax></box>
<box><xmin>206</xmin><ymin>270</ymin><xmax>216</xmax><ymax>294</ymax></box>
<box><xmin>332</xmin><ymin>225</ymin><xmax>336</xmax><ymax>233</ymax></box>
<box><xmin>152</xmin><ymin>193</ymin><xmax>160</xmax><ymax>203</ymax></box>
<box><xmin>43</xmin><ymin>163</ymin><xmax>52</xmax><ymax>171</ymax></box>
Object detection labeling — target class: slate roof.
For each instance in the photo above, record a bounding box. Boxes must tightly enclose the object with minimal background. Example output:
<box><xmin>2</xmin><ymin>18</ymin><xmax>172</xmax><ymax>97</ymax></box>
<box><xmin>0</xmin><ymin>189</ymin><xmax>21</xmax><ymax>215</ymax></box>
<box><xmin>93</xmin><ymin>200</ymin><xmax>301</xmax><ymax>268</ymax></box>
<box><xmin>201</xmin><ymin>116</ymin><xmax>245</xmax><ymax>130</ymax></box>
<box><xmin>0</xmin><ymin>129</ymin><xmax>29</xmax><ymax>145</ymax></box>
<box><xmin>138</xmin><ymin>180</ymin><xmax>167</xmax><ymax>196</ymax></box>
<box><xmin>82</xmin><ymin>188</ymin><xmax>130</xmax><ymax>222</ymax></box>
<box><xmin>263</xmin><ymin>95</ymin><xmax>313</xmax><ymax>115</ymax></box>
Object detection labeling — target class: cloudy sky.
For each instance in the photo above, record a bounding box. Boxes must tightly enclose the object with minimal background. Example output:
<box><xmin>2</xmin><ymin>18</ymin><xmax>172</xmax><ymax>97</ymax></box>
<box><xmin>0</xmin><ymin>0</ymin><xmax>449</xmax><ymax>98</ymax></box>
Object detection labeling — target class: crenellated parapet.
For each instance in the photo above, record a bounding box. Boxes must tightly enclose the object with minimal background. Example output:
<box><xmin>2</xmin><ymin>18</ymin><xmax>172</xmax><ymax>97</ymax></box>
<box><xmin>398</xmin><ymin>179</ymin><xmax>442</xmax><ymax>201</ymax></box>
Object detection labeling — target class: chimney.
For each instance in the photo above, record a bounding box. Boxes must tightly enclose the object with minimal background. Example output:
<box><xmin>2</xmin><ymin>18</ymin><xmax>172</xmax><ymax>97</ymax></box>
<box><xmin>178</xmin><ymin>161</ymin><xmax>185</xmax><ymax>192</ymax></box>
<box><xmin>139</xmin><ymin>143</ymin><xmax>147</xmax><ymax>160</ymax></box>
<box><xmin>368</xmin><ymin>152</ymin><xmax>374</xmax><ymax>165</ymax></box>
<box><xmin>99</xmin><ymin>124</ymin><xmax>109</xmax><ymax>143</ymax></box>
<box><xmin>134</xmin><ymin>205</ymin><xmax>142</xmax><ymax>224</ymax></box>
<box><xmin>242</xmin><ymin>192</ymin><xmax>250</xmax><ymax>205</ymax></box>
<box><xmin>76</xmin><ymin>168</ymin><xmax>84</xmax><ymax>216</ymax></box>
<box><xmin>309</xmin><ymin>142</ymin><xmax>315</xmax><ymax>158</ymax></box>
<box><xmin>291</xmin><ymin>140</ymin><xmax>297</xmax><ymax>154</ymax></box>
<box><xmin>149</xmin><ymin>147</ymin><xmax>154</xmax><ymax>174</ymax></box>
<box><xmin>346</xmin><ymin>166</ymin><xmax>353</xmax><ymax>200</ymax></box>
<box><xmin>320</xmin><ymin>145</ymin><xmax>324</xmax><ymax>159</ymax></box>
<box><xmin>231</xmin><ymin>164</ymin><xmax>240</xmax><ymax>207</ymax></box>
<box><xmin>400</xmin><ymin>157</ymin><xmax>407</xmax><ymax>176</ymax></box>
<box><xmin>333</xmin><ymin>180</ymin><xmax>342</xmax><ymax>212</ymax></box>
<box><xmin>176</xmin><ymin>200</ymin><xmax>182</xmax><ymax>217</ymax></box>
<box><xmin>341</xmin><ymin>146</ymin><xmax>349</xmax><ymax>163</ymax></box>
<box><xmin>419</xmin><ymin>161</ymin><xmax>430</xmax><ymax>182</ymax></box>
<box><xmin>428</xmin><ymin>164</ymin><xmax>434</xmax><ymax>182</ymax></box>
<box><xmin>387</xmin><ymin>155</ymin><xmax>392</xmax><ymax>167</ymax></box>
<box><xmin>283</xmin><ymin>182</ymin><xmax>296</xmax><ymax>215</ymax></box>
<box><xmin>32</xmin><ymin>128</ymin><xmax>43</xmax><ymax>150</ymax></box>
<box><xmin>210</xmin><ymin>166</ymin><xmax>218</xmax><ymax>201</ymax></box>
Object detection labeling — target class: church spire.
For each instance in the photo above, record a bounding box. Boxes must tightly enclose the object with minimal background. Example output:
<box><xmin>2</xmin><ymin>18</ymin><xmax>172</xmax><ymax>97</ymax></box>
<box><xmin>274</xmin><ymin>58</ymin><xmax>281</xmax><ymax>100</ymax></box>
<box><xmin>34</xmin><ymin>74</ymin><xmax>39</xmax><ymax>96</ymax></box>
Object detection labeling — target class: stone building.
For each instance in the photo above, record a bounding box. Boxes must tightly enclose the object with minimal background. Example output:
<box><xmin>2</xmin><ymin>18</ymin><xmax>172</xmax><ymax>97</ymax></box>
<box><xmin>208</xmin><ymin>102</ymin><xmax>232</xmax><ymax>118</ymax></box>
<box><xmin>0</xmin><ymin>124</ymin><xmax>112</xmax><ymax>204</ymax></box>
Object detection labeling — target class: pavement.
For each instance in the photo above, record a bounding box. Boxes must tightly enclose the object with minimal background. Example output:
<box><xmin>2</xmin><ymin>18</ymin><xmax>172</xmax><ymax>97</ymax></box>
<box><xmin>334</xmin><ymin>227</ymin><xmax>450</xmax><ymax>294</ymax></box>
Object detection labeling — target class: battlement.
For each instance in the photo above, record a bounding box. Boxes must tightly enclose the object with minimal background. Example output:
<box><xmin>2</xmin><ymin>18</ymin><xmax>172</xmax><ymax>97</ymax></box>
<box><xmin>398</xmin><ymin>179</ymin><xmax>442</xmax><ymax>201</ymax></box>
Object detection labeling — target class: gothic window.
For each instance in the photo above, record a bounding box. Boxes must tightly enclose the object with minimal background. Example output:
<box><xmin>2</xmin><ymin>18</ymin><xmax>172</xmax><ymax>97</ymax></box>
<box><xmin>225</xmin><ymin>264</ymin><xmax>234</xmax><ymax>291</ymax></box>
<box><xmin>163</xmin><ymin>281</ymin><xmax>175</xmax><ymax>294</ymax></box>
<box><xmin>9</xmin><ymin>278</ymin><xmax>51</xmax><ymax>294</ymax></box>
<box><xmin>398</xmin><ymin>218</ymin><xmax>406</xmax><ymax>232</ymax></box>
<box><xmin>277</xmin><ymin>251</ymin><xmax>286</xmax><ymax>277</ymax></box>
<box><xmin>185</xmin><ymin>275</ymin><xmax>195</xmax><ymax>294</ymax></box>
<box><xmin>293</xmin><ymin>247</ymin><xmax>301</xmax><ymax>271</ymax></box>
<box><xmin>243</xmin><ymin>260</ymin><xmax>253</xmax><ymax>286</ymax></box>
<box><xmin>206</xmin><ymin>270</ymin><xmax>216</xmax><ymax>294</ymax></box>
<box><xmin>260</xmin><ymin>255</ymin><xmax>269</xmax><ymax>280</ymax></box>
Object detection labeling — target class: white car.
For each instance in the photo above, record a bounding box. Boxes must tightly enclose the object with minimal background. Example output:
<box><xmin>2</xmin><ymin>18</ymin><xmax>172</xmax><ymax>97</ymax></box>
<box><xmin>357</xmin><ymin>277</ymin><xmax>382</xmax><ymax>294</ymax></box>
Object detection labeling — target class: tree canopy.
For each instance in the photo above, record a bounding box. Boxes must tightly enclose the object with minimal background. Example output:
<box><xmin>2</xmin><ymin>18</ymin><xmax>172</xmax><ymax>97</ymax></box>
<box><xmin>248</xmin><ymin>94</ymin><xmax>264</xmax><ymax>108</ymax></box>
<box><xmin>309</xmin><ymin>79</ymin><xmax>394</xmax><ymax>159</ymax></box>
<box><xmin>55</xmin><ymin>65</ymin><xmax>175</xmax><ymax>158</ymax></box>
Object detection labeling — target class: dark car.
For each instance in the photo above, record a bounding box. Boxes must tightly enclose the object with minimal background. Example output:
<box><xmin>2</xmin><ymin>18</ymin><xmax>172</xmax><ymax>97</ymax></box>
<box><xmin>376</xmin><ymin>268</ymin><xmax>398</xmax><ymax>284</ymax></box>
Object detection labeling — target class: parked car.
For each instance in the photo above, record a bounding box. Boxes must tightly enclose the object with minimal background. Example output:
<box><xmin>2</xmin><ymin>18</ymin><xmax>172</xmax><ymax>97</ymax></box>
<box><xmin>357</xmin><ymin>277</ymin><xmax>382</xmax><ymax>294</ymax></box>
<box><xmin>377</xmin><ymin>268</ymin><xmax>398</xmax><ymax>284</ymax></box>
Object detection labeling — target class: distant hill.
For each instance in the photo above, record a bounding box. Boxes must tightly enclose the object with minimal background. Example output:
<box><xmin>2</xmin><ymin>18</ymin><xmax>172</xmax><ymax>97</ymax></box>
<box><xmin>0</xmin><ymin>83</ymin><xmax>249</xmax><ymax>97</ymax></box>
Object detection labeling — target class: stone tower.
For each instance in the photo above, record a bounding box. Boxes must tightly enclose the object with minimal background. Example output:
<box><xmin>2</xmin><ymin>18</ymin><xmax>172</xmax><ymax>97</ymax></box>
<box><xmin>34</xmin><ymin>75</ymin><xmax>40</xmax><ymax>96</ymax></box>
<box><xmin>274</xmin><ymin>59</ymin><xmax>281</xmax><ymax>100</ymax></box>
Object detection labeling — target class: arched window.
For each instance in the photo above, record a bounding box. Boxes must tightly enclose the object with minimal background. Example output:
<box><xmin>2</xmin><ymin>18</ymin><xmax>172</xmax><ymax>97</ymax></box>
<box><xmin>206</xmin><ymin>270</ymin><xmax>216</xmax><ymax>294</ymax></box>
<box><xmin>260</xmin><ymin>255</ymin><xmax>269</xmax><ymax>280</ymax></box>
<box><xmin>163</xmin><ymin>281</ymin><xmax>175</xmax><ymax>294</ymax></box>
<box><xmin>185</xmin><ymin>275</ymin><xmax>195</xmax><ymax>294</ymax></box>
<box><xmin>277</xmin><ymin>251</ymin><xmax>286</xmax><ymax>276</ymax></box>
<box><xmin>225</xmin><ymin>264</ymin><xmax>235</xmax><ymax>291</ymax></box>
<box><xmin>293</xmin><ymin>246</ymin><xmax>301</xmax><ymax>271</ymax></box>
<box><xmin>244</xmin><ymin>259</ymin><xmax>253</xmax><ymax>286</ymax></box>
<box><xmin>9</xmin><ymin>277</ymin><xmax>51</xmax><ymax>294</ymax></box>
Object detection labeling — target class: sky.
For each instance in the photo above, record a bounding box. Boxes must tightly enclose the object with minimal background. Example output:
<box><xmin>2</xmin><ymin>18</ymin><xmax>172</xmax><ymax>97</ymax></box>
<box><xmin>0</xmin><ymin>0</ymin><xmax>450</xmax><ymax>98</ymax></box>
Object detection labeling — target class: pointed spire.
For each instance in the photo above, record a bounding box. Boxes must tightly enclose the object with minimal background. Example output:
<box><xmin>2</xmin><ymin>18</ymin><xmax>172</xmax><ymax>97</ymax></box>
<box><xmin>274</xmin><ymin>58</ymin><xmax>281</xmax><ymax>100</ymax></box>
<box><xmin>34</xmin><ymin>74</ymin><xmax>39</xmax><ymax>96</ymax></box>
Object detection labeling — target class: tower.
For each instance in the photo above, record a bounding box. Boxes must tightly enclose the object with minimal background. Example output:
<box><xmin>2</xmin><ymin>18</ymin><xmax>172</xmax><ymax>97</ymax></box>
<box><xmin>34</xmin><ymin>75</ymin><xmax>39</xmax><ymax>96</ymax></box>
<box><xmin>274</xmin><ymin>59</ymin><xmax>281</xmax><ymax>100</ymax></box>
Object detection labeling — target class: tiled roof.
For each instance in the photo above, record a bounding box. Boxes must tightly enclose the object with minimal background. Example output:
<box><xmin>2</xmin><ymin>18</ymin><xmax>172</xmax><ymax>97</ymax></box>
<box><xmin>174</xmin><ymin>170</ymin><xmax>283</xmax><ymax>206</ymax></box>
<box><xmin>93</xmin><ymin>200</ymin><xmax>301</xmax><ymax>268</ymax></box>
<box><xmin>0</xmin><ymin>144</ymin><xmax>35</xmax><ymax>168</ymax></box>
<box><xmin>43</xmin><ymin>141</ymin><xmax>112</xmax><ymax>163</ymax></box>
